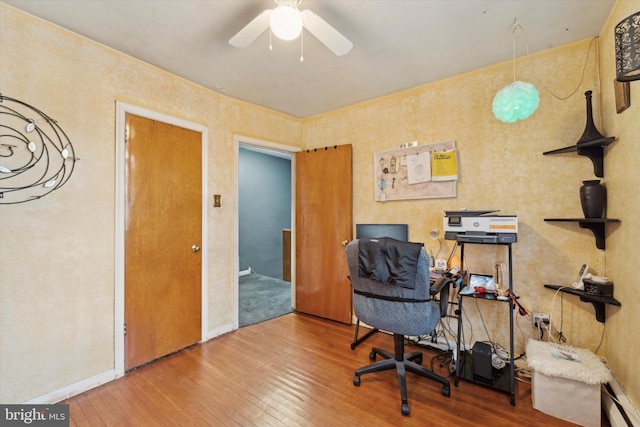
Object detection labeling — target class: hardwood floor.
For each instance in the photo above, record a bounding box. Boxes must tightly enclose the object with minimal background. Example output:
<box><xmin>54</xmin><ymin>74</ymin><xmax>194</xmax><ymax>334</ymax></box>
<box><xmin>64</xmin><ymin>313</ymin><xmax>585</xmax><ymax>426</ymax></box>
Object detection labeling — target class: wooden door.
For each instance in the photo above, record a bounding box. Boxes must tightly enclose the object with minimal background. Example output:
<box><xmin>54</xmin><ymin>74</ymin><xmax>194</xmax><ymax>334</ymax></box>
<box><xmin>124</xmin><ymin>113</ymin><xmax>202</xmax><ymax>370</ymax></box>
<box><xmin>295</xmin><ymin>145</ymin><xmax>352</xmax><ymax>324</ymax></box>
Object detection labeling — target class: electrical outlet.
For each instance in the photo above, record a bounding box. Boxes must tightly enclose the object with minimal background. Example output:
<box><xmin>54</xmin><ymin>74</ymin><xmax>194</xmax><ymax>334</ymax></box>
<box><xmin>532</xmin><ymin>312</ymin><xmax>550</xmax><ymax>328</ymax></box>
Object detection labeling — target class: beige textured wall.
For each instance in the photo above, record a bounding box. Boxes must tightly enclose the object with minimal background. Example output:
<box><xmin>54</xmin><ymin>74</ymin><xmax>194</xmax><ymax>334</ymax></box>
<box><xmin>0</xmin><ymin>4</ymin><xmax>302</xmax><ymax>403</ymax></box>
<box><xmin>598</xmin><ymin>0</ymin><xmax>640</xmax><ymax>409</ymax></box>
<box><xmin>305</xmin><ymin>39</ymin><xmax>604</xmax><ymax>348</ymax></box>
<box><xmin>304</xmin><ymin>1</ymin><xmax>638</xmax><ymax>409</ymax></box>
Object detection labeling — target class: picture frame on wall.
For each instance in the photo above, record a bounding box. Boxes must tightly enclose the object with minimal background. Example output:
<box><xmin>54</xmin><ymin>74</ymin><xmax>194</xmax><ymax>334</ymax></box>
<box><xmin>614</xmin><ymin>79</ymin><xmax>630</xmax><ymax>114</ymax></box>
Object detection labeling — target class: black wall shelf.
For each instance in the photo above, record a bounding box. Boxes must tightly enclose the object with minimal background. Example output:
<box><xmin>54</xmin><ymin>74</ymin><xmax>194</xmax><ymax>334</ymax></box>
<box><xmin>542</xmin><ymin>91</ymin><xmax>622</xmax><ymax>323</ymax></box>
<box><xmin>544</xmin><ymin>218</ymin><xmax>620</xmax><ymax>249</ymax></box>
<box><xmin>544</xmin><ymin>284</ymin><xmax>620</xmax><ymax>323</ymax></box>
<box><xmin>543</xmin><ymin>137</ymin><xmax>615</xmax><ymax>178</ymax></box>
<box><xmin>543</xmin><ymin>91</ymin><xmax>619</xmax><ymax>249</ymax></box>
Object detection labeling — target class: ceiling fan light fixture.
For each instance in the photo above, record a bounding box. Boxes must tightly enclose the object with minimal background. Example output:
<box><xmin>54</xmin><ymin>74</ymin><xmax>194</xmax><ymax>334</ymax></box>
<box><xmin>229</xmin><ymin>0</ymin><xmax>352</xmax><ymax>57</ymax></box>
<box><xmin>270</xmin><ymin>5</ymin><xmax>302</xmax><ymax>41</ymax></box>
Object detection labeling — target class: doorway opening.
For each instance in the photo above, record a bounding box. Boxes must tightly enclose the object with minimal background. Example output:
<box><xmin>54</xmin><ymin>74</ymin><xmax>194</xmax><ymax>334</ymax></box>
<box><xmin>235</xmin><ymin>137</ymin><xmax>298</xmax><ymax>328</ymax></box>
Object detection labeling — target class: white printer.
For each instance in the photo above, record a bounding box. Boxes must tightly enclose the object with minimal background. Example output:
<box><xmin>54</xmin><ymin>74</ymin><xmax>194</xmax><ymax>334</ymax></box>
<box><xmin>443</xmin><ymin>210</ymin><xmax>517</xmax><ymax>243</ymax></box>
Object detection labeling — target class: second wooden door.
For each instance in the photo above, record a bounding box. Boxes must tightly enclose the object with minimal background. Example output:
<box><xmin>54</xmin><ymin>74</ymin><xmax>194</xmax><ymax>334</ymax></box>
<box><xmin>295</xmin><ymin>145</ymin><xmax>352</xmax><ymax>324</ymax></box>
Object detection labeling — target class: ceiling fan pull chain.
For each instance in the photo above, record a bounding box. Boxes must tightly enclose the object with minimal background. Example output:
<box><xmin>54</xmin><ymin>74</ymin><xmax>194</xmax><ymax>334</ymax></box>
<box><xmin>269</xmin><ymin>29</ymin><xmax>273</xmax><ymax>51</ymax></box>
<box><xmin>300</xmin><ymin>29</ymin><xmax>304</xmax><ymax>62</ymax></box>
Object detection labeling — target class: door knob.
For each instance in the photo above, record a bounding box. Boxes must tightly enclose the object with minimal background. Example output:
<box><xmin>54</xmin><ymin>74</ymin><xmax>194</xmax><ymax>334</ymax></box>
<box><xmin>341</xmin><ymin>240</ymin><xmax>349</xmax><ymax>246</ymax></box>
<box><xmin>191</xmin><ymin>245</ymin><xmax>201</xmax><ymax>253</ymax></box>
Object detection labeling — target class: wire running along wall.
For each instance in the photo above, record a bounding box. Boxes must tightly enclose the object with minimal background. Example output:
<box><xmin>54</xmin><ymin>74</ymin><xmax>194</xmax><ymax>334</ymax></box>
<box><xmin>0</xmin><ymin>95</ymin><xmax>78</xmax><ymax>204</ymax></box>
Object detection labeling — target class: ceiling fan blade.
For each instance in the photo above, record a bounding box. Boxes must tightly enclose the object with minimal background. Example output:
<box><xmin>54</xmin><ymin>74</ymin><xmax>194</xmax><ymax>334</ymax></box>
<box><xmin>229</xmin><ymin>9</ymin><xmax>272</xmax><ymax>48</ymax></box>
<box><xmin>301</xmin><ymin>9</ymin><xmax>353</xmax><ymax>56</ymax></box>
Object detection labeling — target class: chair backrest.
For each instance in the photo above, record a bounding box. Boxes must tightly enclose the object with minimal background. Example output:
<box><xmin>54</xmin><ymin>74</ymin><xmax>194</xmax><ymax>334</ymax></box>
<box><xmin>345</xmin><ymin>239</ymin><xmax>441</xmax><ymax>337</ymax></box>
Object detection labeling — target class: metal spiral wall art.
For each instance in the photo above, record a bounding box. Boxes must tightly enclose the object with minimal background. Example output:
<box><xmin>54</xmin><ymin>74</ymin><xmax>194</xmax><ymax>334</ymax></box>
<box><xmin>0</xmin><ymin>95</ymin><xmax>79</xmax><ymax>204</ymax></box>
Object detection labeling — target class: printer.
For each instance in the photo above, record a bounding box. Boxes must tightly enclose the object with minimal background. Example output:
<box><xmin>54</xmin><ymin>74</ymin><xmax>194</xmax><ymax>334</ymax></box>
<box><xmin>443</xmin><ymin>210</ymin><xmax>517</xmax><ymax>244</ymax></box>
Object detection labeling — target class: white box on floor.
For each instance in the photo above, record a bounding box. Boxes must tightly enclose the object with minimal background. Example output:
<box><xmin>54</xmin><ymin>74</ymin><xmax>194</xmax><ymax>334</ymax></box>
<box><xmin>527</xmin><ymin>339</ymin><xmax>611</xmax><ymax>427</ymax></box>
<box><xmin>531</xmin><ymin>370</ymin><xmax>600</xmax><ymax>426</ymax></box>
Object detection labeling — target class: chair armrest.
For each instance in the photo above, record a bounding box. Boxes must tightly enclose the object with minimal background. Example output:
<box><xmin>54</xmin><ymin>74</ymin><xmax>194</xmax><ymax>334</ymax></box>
<box><xmin>430</xmin><ymin>276</ymin><xmax>450</xmax><ymax>295</ymax></box>
<box><xmin>430</xmin><ymin>277</ymin><xmax>452</xmax><ymax>318</ymax></box>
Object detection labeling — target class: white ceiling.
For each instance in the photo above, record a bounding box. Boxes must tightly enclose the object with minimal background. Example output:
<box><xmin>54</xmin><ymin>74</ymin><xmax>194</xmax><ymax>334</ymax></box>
<box><xmin>4</xmin><ymin>0</ymin><xmax>616</xmax><ymax>118</ymax></box>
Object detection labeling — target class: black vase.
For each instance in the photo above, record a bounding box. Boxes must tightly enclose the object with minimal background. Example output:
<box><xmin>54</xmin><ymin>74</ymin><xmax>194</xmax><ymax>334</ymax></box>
<box><xmin>580</xmin><ymin>180</ymin><xmax>606</xmax><ymax>218</ymax></box>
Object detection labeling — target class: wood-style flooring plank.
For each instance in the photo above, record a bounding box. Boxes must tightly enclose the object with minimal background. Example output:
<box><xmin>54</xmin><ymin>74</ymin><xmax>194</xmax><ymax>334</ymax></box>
<box><xmin>66</xmin><ymin>398</ymin><xmax>89</xmax><ymax>426</ymax></box>
<box><xmin>69</xmin><ymin>393</ymin><xmax>106</xmax><ymax>426</ymax></box>
<box><xmin>63</xmin><ymin>313</ymin><xmax>587</xmax><ymax>426</ymax></box>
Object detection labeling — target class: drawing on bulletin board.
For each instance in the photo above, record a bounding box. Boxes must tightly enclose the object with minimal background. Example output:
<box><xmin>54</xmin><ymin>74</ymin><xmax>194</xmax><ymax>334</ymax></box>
<box><xmin>374</xmin><ymin>140</ymin><xmax>457</xmax><ymax>201</ymax></box>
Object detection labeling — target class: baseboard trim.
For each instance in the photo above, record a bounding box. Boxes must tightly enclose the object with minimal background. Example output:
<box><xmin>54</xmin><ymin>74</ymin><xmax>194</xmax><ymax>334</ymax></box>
<box><xmin>603</xmin><ymin>366</ymin><xmax>640</xmax><ymax>427</ymax></box>
<box><xmin>21</xmin><ymin>322</ymin><xmax>236</xmax><ymax>404</ymax></box>
<box><xmin>239</xmin><ymin>267</ymin><xmax>252</xmax><ymax>277</ymax></box>
<box><xmin>21</xmin><ymin>322</ymin><xmax>235</xmax><ymax>405</ymax></box>
<box><xmin>207</xmin><ymin>323</ymin><xmax>234</xmax><ymax>341</ymax></box>
<box><xmin>23</xmin><ymin>369</ymin><xmax>115</xmax><ymax>404</ymax></box>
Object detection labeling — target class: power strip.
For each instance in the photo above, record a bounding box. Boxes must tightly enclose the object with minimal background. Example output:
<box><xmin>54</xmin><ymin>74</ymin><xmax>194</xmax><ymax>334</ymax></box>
<box><xmin>419</xmin><ymin>340</ymin><xmax>450</xmax><ymax>352</ymax></box>
<box><xmin>415</xmin><ymin>336</ymin><xmax>467</xmax><ymax>374</ymax></box>
<box><xmin>416</xmin><ymin>336</ymin><xmax>460</xmax><ymax>353</ymax></box>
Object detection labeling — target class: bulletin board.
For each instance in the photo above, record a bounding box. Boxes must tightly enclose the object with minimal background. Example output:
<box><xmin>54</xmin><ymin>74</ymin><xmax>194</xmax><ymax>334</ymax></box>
<box><xmin>374</xmin><ymin>140</ymin><xmax>457</xmax><ymax>201</ymax></box>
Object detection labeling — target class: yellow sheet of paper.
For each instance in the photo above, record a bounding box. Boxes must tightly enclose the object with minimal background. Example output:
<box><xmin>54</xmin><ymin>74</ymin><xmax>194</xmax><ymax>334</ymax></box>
<box><xmin>431</xmin><ymin>150</ymin><xmax>458</xmax><ymax>181</ymax></box>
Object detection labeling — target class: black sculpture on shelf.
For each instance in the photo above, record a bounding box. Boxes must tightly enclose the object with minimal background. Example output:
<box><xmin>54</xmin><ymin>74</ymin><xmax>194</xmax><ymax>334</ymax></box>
<box><xmin>542</xmin><ymin>90</ymin><xmax>615</xmax><ymax>178</ymax></box>
<box><xmin>576</xmin><ymin>90</ymin><xmax>606</xmax><ymax>144</ymax></box>
<box><xmin>0</xmin><ymin>95</ymin><xmax>78</xmax><ymax>204</ymax></box>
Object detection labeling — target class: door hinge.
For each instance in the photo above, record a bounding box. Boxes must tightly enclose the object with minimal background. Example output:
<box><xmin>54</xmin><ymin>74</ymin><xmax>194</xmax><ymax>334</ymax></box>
<box><xmin>123</xmin><ymin>322</ymin><xmax>127</xmax><ymax>335</ymax></box>
<box><xmin>124</xmin><ymin>128</ymin><xmax>128</xmax><ymax>143</ymax></box>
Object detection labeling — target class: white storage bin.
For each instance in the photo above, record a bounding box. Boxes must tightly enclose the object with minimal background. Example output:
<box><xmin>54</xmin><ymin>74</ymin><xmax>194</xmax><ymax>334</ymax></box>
<box><xmin>526</xmin><ymin>339</ymin><xmax>611</xmax><ymax>427</ymax></box>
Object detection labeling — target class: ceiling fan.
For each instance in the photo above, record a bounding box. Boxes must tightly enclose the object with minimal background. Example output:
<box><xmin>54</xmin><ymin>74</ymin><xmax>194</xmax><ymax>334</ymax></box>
<box><xmin>229</xmin><ymin>0</ymin><xmax>353</xmax><ymax>56</ymax></box>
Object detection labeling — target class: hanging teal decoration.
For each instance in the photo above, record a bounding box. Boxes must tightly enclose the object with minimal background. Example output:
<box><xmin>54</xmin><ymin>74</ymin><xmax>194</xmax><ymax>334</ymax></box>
<box><xmin>492</xmin><ymin>81</ymin><xmax>540</xmax><ymax>123</ymax></box>
<box><xmin>492</xmin><ymin>19</ymin><xmax>540</xmax><ymax>124</ymax></box>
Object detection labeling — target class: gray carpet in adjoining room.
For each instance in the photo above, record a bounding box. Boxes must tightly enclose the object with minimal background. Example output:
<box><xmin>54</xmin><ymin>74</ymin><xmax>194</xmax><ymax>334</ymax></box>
<box><xmin>239</xmin><ymin>272</ymin><xmax>293</xmax><ymax>327</ymax></box>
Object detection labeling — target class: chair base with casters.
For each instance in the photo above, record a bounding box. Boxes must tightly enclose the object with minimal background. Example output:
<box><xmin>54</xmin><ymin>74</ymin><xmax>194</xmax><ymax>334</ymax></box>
<box><xmin>353</xmin><ymin>333</ymin><xmax>450</xmax><ymax>416</ymax></box>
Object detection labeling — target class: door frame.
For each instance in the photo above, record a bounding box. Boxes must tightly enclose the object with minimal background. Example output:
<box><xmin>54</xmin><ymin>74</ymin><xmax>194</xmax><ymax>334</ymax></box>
<box><xmin>115</xmin><ymin>102</ymin><xmax>208</xmax><ymax>377</ymax></box>
<box><xmin>234</xmin><ymin>135</ymin><xmax>300</xmax><ymax>329</ymax></box>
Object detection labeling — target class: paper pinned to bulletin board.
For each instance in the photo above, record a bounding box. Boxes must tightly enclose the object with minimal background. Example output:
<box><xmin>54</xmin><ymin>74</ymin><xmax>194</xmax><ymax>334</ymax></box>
<box><xmin>431</xmin><ymin>149</ymin><xmax>458</xmax><ymax>181</ymax></box>
<box><xmin>374</xmin><ymin>140</ymin><xmax>457</xmax><ymax>201</ymax></box>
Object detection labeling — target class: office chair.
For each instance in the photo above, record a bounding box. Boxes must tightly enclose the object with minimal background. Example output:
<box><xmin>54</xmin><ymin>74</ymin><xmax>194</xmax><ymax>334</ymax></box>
<box><xmin>345</xmin><ymin>238</ymin><xmax>451</xmax><ymax>416</ymax></box>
